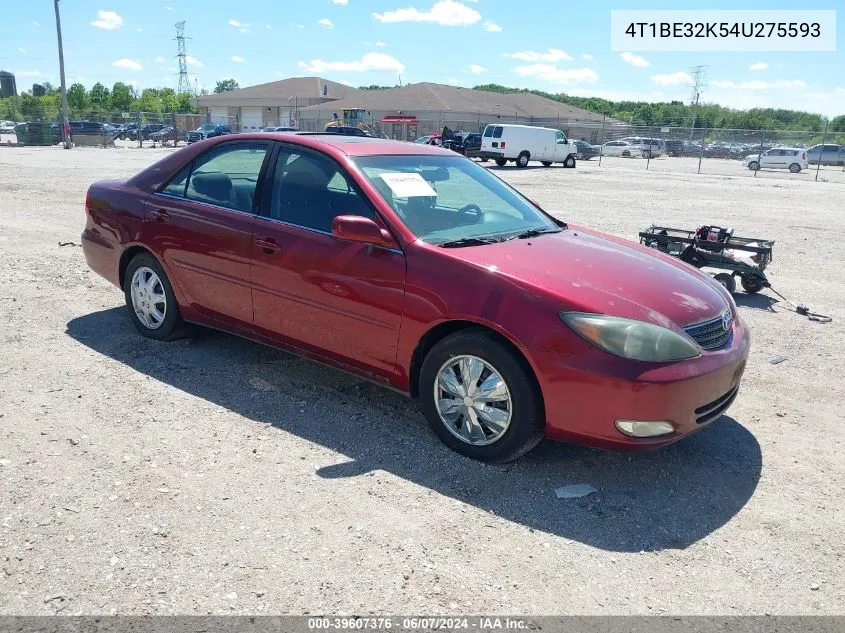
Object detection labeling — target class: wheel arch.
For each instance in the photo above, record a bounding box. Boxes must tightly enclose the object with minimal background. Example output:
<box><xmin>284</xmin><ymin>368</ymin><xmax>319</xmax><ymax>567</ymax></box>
<box><xmin>408</xmin><ymin>319</ymin><xmax>543</xmax><ymax>408</ymax></box>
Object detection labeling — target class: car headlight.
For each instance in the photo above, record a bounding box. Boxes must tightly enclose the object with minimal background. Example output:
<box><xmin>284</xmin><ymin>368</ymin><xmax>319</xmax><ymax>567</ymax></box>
<box><xmin>560</xmin><ymin>312</ymin><xmax>700</xmax><ymax>362</ymax></box>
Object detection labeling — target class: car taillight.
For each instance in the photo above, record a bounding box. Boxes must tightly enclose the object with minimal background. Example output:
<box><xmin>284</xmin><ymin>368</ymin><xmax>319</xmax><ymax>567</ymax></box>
<box><xmin>500</xmin><ymin>142</ymin><xmax>506</xmax><ymax>149</ymax></box>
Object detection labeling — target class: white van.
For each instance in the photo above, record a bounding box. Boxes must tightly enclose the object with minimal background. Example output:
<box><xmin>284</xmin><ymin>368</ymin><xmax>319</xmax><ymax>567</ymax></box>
<box><xmin>479</xmin><ymin>124</ymin><xmax>578</xmax><ymax>168</ymax></box>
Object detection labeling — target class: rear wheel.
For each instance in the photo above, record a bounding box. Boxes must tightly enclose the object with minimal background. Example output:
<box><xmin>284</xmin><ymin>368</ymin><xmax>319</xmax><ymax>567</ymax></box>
<box><xmin>622</xmin><ymin>150</ymin><xmax>631</xmax><ymax>158</ymax></box>
<box><xmin>516</xmin><ymin>152</ymin><xmax>530</xmax><ymax>168</ymax></box>
<box><xmin>748</xmin><ymin>161</ymin><xmax>760</xmax><ymax>171</ymax></box>
<box><xmin>480</xmin><ymin>157</ymin><xmax>489</xmax><ymax>163</ymax></box>
<box><xmin>541</xmin><ymin>161</ymin><xmax>553</xmax><ymax>167</ymax></box>
<box><xmin>419</xmin><ymin>330</ymin><xmax>544</xmax><ymax>463</ymax></box>
<box><xmin>123</xmin><ymin>253</ymin><xmax>185</xmax><ymax>341</ymax></box>
<box><xmin>789</xmin><ymin>163</ymin><xmax>801</xmax><ymax>173</ymax></box>
<box><xmin>713</xmin><ymin>273</ymin><xmax>736</xmax><ymax>294</ymax></box>
<box><xmin>563</xmin><ymin>155</ymin><xmax>576</xmax><ymax>168</ymax></box>
<box><xmin>741</xmin><ymin>276</ymin><xmax>766</xmax><ymax>294</ymax></box>
<box><xmin>495</xmin><ymin>158</ymin><xmax>507</xmax><ymax>167</ymax></box>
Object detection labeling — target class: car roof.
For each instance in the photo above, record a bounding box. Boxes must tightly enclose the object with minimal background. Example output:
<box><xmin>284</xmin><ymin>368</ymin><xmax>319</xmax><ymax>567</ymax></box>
<box><xmin>242</xmin><ymin>132</ymin><xmax>454</xmax><ymax>157</ymax></box>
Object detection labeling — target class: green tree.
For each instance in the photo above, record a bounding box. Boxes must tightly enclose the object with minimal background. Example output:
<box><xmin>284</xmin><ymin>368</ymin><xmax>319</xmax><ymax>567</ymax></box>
<box><xmin>110</xmin><ymin>82</ymin><xmax>133</xmax><ymax>111</ymax></box>
<box><xmin>174</xmin><ymin>91</ymin><xmax>195</xmax><ymax>112</ymax></box>
<box><xmin>67</xmin><ymin>83</ymin><xmax>88</xmax><ymax>110</ymax></box>
<box><xmin>831</xmin><ymin>115</ymin><xmax>845</xmax><ymax>133</ymax></box>
<box><xmin>214</xmin><ymin>78</ymin><xmax>239</xmax><ymax>93</ymax></box>
<box><xmin>136</xmin><ymin>88</ymin><xmax>162</xmax><ymax>113</ymax></box>
<box><xmin>158</xmin><ymin>87</ymin><xmax>177</xmax><ymax>112</ymax></box>
<box><xmin>89</xmin><ymin>82</ymin><xmax>110</xmax><ymax>109</ymax></box>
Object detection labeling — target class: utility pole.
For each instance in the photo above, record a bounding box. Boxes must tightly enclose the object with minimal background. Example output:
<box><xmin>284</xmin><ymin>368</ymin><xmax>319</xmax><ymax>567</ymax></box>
<box><xmin>175</xmin><ymin>21</ymin><xmax>190</xmax><ymax>94</ymax></box>
<box><xmin>54</xmin><ymin>0</ymin><xmax>71</xmax><ymax>149</ymax></box>
<box><xmin>688</xmin><ymin>65</ymin><xmax>708</xmax><ymax>142</ymax></box>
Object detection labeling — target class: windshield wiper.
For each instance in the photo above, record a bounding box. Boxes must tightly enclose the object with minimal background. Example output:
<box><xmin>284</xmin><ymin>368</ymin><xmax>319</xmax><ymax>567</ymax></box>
<box><xmin>438</xmin><ymin>236</ymin><xmax>502</xmax><ymax>248</ymax></box>
<box><xmin>504</xmin><ymin>228</ymin><xmax>561</xmax><ymax>241</ymax></box>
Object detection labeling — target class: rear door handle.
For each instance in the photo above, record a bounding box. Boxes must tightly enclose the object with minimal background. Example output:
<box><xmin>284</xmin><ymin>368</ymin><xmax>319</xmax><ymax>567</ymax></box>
<box><xmin>151</xmin><ymin>208</ymin><xmax>170</xmax><ymax>223</ymax></box>
<box><xmin>255</xmin><ymin>237</ymin><xmax>279</xmax><ymax>254</ymax></box>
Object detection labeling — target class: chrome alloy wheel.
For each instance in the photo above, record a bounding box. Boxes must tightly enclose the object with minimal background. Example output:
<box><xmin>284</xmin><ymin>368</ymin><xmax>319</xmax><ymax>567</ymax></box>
<box><xmin>434</xmin><ymin>355</ymin><xmax>512</xmax><ymax>446</ymax></box>
<box><xmin>130</xmin><ymin>266</ymin><xmax>167</xmax><ymax>330</ymax></box>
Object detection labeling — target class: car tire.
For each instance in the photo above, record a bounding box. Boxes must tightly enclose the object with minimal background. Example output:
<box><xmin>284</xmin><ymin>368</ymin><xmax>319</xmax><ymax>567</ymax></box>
<box><xmin>748</xmin><ymin>161</ymin><xmax>760</xmax><ymax>171</ymax></box>
<box><xmin>480</xmin><ymin>157</ymin><xmax>488</xmax><ymax>163</ymax></box>
<box><xmin>541</xmin><ymin>161</ymin><xmax>553</xmax><ymax>167</ymax></box>
<box><xmin>789</xmin><ymin>163</ymin><xmax>801</xmax><ymax>173</ymax></box>
<box><xmin>516</xmin><ymin>152</ymin><xmax>530</xmax><ymax>168</ymax></box>
<box><xmin>563</xmin><ymin>155</ymin><xmax>576</xmax><ymax>168</ymax></box>
<box><xmin>123</xmin><ymin>253</ymin><xmax>186</xmax><ymax>341</ymax></box>
<box><xmin>495</xmin><ymin>158</ymin><xmax>507</xmax><ymax>167</ymax></box>
<box><xmin>741</xmin><ymin>276</ymin><xmax>765</xmax><ymax>294</ymax></box>
<box><xmin>419</xmin><ymin>329</ymin><xmax>544</xmax><ymax>463</ymax></box>
<box><xmin>622</xmin><ymin>150</ymin><xmax>630</xmax><ymax>158</ymax></box>
<box><xmin>713</xmin><ymin>273</ymin><xmax>736</xmax><ymax>294</ymax></box>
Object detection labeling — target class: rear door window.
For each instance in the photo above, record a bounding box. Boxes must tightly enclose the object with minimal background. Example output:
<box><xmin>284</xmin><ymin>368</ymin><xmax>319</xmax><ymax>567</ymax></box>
<box><xmin>483</xmin><ymin>126</ymin><xmax>494</xmax><ymax>138</ymax></box>
<box><xmin>492</xmin><ymin>127</ymin><xmax>503</xmax><ymax>139</ymax></box>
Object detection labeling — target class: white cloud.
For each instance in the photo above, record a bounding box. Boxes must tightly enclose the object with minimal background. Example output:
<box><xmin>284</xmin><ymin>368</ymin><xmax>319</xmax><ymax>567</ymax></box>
<box><xmin>373</xmin><ymin>0</ymin><xmax>481</xmax><ymax>26</ymax></box>
<box><xmin>186</xmin><ymin>55</ymin><xmax>203</xmax><ymax>67</ymax></box>
<box><xmin>91</xmin><ymin>10</ymin><xmax>123</xmax><ymax>30</ymax></box>
<box><xmin>514</xmin><ymin>64</ymin><xmax>599</xmax><ymax>85</ymax></box>
<box><xmin>651</xmin><ymin>71</ymin><xmax>692</xmax><ymax>86</ymax></box>
<box><xmin>620</xmin><ymin>52</ymin><xmax>649</xmax><ymax>68</ymax></box>
<box><xmin>15</xmin><ymin>70</ymin><xmax>43</xmax><ymax>77</ymax></box>
<box><xmin>318</xmin><ymin>18</ymin><xmax>334</xmax><ymax>29</ymax></box>
<box><xmin>266</xmin><ymin>24</ymin><xmax>272</xmax><ymax>29</ymax></box>
<box><xmin>291</xmin><ymin>23</ymin><xmax>305</xmax><ymax>29</ymax></box>
<box><xmin>136</xmin><ymin>27</ymin><xmax>143</xmax><ymax>32</ymax></box>
<box><xmin>164</xmin><ymin>5</ymin><xmax>173</xmax><ymax>11</ymax></box>
<box><xmin>298</xmin><ymin>52</ymin><xmax>405</xmax><ymax>74</ymax></box>
<box><xmin>112</xmin><ymin>58</ymin><xmax>142</xmax><ymax>71</ymax></box>
<box><xmin>749</xmin><ymin>62</ymin><xmax>768</xmax><ymax>71</ymax></box>
<box><xmin>231</xmin><ymin>56</ymin><xmax>244</xmax><ymax>63</ymax></box>
<box><xmin>154</xmin><ymin>56</ymin><xmax>166</xmax><ymax>63</ymax></box>
<box><xmin>18</xmin><ymin>48</ymin><xmax>26</xmax><ymax>53</ymax></box>
<box><xmin>31</xmin><ymin>20</ymin><xmax>40</xmax><ymax>26</ymax></box>
<box><xmin>332</xmin><ymin>0</ymin><xmax>349</xmax><ymax>4</ymax></box>
<box><xmin>469</xmin><ymin>64</ymin><xmax>487</xmax><ymax>74</ymax></box>
<box><xmin>582</xmin><ymin>53</ymin><xmax>593</xmax><ymax>61</ymax></box>
<box><xmin>127</xmin><ymin>80</ymin><xmax>139</xmax><ymax>87</ymax></box>
<box><xmin>711</xmin><ymin>79</ymin><xmax>806</xmax><ymax>90</ymax></box>
<box><xmin>375</xmin><ymin>40</ymin><xmax>387</xmax><ymax>47</ymax></box>
<box><xmin>484</xmin><ymin>20</ymin><xmax>502</xmax><ymax>32</ymax></box>
<box><xmin>505</xmin><ymin>49</ymin><xmax>572</xmax><ymax>62</ymax></box>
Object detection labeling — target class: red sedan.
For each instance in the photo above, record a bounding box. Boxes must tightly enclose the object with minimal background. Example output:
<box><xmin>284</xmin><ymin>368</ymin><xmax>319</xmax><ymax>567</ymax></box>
<box><xmin>82</xmin><ymin>133</ymin><xmax>749</xmax><ymax>462</ymax></box>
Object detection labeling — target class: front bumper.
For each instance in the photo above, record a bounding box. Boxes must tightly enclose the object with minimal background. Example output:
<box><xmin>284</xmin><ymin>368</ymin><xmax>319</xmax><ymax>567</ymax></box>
<box><xmin>530</xmin><ymin>318</ymin><xmax>750</xmax><ymax>450</ymax></box>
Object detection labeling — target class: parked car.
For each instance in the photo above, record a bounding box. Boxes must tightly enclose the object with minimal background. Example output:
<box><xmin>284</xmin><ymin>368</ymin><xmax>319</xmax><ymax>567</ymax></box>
<box><xmin>744</xmin><ymin>147</ymin><xmax>808</xmax><ymax>173</ymax></box>
<box><xmin>323</xmin><ymin>126</ymin><xmax>372</xmax><ymax>137</ymax></box>
<box><xmin>601</xmin><ymin>140</ymin><xmax>637</xmax><ymax>157</ymax></box>
<box><xmin>807</xmin><ymin>143</ymin><xmax>844</xmax><ymax>166</ymax></box>
<box><xmin>186</xmin><ymin>123</ymin><xmax>232</xmax><ymax>144</ymax></box>
<box><xmin>621</xmin><ymin>136</ymin><xmax>665</xmax><ymax>158</ymax></box>
<box><xmin>573</xmin><ymin>140</ymin><xmax>599</xmax><ymax>160</ymax></box>
<box><xmin>664</xmin><ymin>139</ymin><xmax>685</xmax><ymax>157</ymax></box>
<box><xmin>704</xmin><ymin>144</ymin><xmax>743</xmax><ymax>160</ymax></box>
<box><xmin>262</xmin><ymin>126</ymin><xmax>298</xmax><ymax>133</ymax></box>
<box><xmin>480</xmin><ymin>124</ymin><xmax>578</xmax><ymax>168</ymax></box>
<box><xmin>415</xmin><ymin>134</ymin><xmax>443</xmax><ymax>145</ymax></box>
<box><xmin>0</xmin><ymin>120</ymin><xmax>16</xmax><ymax>134</ymax></box>
<box><xmin>69</xmin><ymin>121</ymin><xmax>106</xmax><ymax>137</ymax></box>
<box><xmin>444</xmin><ymin>132</ymin><xmax>483</xmax><ymax>159</ymax></box>
<box><xmin>149</xmin><ymin>126</ymin><xmax>186</xmax><ymax>146</ymax></box>
<box><xmin>81</xmin><ymin>134</ymin><xmax>748</xmax><ymax>462</ymax></box>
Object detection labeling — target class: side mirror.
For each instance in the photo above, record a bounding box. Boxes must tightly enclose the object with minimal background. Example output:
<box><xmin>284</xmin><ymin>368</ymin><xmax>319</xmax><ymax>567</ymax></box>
<box><xmin>332</xmin><ymin>215</ymin><xmax>397</xmax><ymax>249</ymax></box>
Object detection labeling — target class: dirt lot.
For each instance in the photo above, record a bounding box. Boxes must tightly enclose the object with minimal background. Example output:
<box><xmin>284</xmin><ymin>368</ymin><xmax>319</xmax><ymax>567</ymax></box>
<box><xmin>1</xmin><ymin>145</ymin><xmax>844</xmax><ymax>615</ymax></box>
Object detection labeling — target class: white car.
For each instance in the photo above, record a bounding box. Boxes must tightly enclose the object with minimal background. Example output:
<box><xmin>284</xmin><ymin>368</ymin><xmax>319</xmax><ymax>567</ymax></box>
<box><xmin>601</xmin><ymin>140</ymin><xmax>637</xmax><ymax>157</ymax></box>
<box><xmin>621</xmin><ymin>136</ymin><xmax>665</xmax><ymax>158</ymax></box>
<box><xmin>744</xmin><ymin>147</ymin><xmax>808</xmax><ymax>173</ymax></box>
<box><xmin>480</xmin><ymin>124</ymin><xmax>578</xmax><ymax>168</ymax></box>
<box><xmin>0</xmin><ymin>120</ymin><xmax>16</xmax><ymax>134</ymax></box>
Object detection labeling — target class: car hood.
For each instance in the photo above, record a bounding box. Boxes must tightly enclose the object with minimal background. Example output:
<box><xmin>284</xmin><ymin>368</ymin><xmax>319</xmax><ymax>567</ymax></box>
<box><xmin>440</xmin><ymin>228</ymin><xmax>730</xmax><ymax>329</ymax></box>
<box><xmin>744</xmin><ymin>154</ymin><xmax>760</xmax><ymax>161</ymax></box>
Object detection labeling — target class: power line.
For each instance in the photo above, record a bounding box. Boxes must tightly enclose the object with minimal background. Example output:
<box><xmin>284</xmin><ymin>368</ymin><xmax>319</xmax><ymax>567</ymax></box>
<box><xmin>688</xmin><ymin>65</ymin><xmax>708</xmax><ymax>140</ymax></box>
<box><xmin>175</xmin><ymin>21</ymin><xmax>190</xmax><ymax>94</ymax></box>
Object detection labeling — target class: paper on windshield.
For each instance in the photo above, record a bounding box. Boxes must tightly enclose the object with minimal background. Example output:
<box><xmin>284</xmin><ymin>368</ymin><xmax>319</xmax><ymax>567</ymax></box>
<box><xmin>379</xmin><ymin>172</ymin><xmax>437</xmax><ymax>198</ymax></box>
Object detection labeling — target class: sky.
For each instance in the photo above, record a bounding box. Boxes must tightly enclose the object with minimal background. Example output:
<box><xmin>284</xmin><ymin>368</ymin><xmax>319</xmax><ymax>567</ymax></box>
<box><xmin>1</xmin><ymin>0</ymin><xmax>842</xmax><ymax>116</ymax></box>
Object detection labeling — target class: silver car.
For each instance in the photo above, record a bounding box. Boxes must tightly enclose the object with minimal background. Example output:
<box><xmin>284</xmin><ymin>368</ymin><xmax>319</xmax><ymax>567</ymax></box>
<box><xmin>807</xmin><ymin>144</ymin><xmax>844</xmax><ymax>167</ymax></box>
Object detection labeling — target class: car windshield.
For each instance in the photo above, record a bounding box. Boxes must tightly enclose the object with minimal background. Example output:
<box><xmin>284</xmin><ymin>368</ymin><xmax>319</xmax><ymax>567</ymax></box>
<box><xmin>353</xmin><ymin>155</ymin><xmax>561</xmax><ymax>246</ymax></box>
<box><xmin>201</xmin><ymin>124</ymin><xmax>217</xmax><ymax>131</ymax></box>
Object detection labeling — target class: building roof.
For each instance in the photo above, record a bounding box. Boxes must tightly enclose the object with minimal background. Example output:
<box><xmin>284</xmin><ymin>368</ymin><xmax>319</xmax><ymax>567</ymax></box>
<box><xmin>196</xmin><ymin>76</ymin><xmax>361</xmax><ymax>107</ymax></box>
<box><xmin>298</xmin><ymin>82</ymin><xmax>609</xmax><ymax>122</ymax></box>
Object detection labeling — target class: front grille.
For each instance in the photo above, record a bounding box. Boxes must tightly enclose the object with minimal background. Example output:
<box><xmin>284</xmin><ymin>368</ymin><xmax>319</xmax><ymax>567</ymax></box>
<box><xmin>683</xmin><ymin>311</ymin><xmax>731</xmax><ymax>350</ymax></box>
<box><xmin>695</xmin><ymin>385</ymin><xmax>739</xmax><ymax>425</ymax></box>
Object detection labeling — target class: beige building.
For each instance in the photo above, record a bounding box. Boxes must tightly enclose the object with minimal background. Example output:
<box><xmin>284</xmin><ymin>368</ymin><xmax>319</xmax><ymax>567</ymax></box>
<box><xmin>195</xmin><ymin>76</ymin><xmax>361</xmax><ymax>132</ymax></box>
<box><xmin>195</xmin><ymin>76</ymin><xmax>613</xmax><ymax>142</ymax></box>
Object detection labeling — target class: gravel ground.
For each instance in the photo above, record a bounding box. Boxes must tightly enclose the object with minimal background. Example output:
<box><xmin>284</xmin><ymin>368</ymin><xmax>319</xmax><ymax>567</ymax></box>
<box><xmin>0</xmin><ymin>145</ymin><xmax>843</xmax><ymax>615</ymax></box>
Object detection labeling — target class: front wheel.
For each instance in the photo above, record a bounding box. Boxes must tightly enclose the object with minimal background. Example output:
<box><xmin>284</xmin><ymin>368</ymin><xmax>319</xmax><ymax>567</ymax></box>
<box><xmin>124</xmin><ymin>253</ymin><xmax>185</xmax><ymax>341</ymax></box>
<box><xmin>741</xmin><ymin>276</ymin><xmax>766</xmax><ymax>294</ymax></box>
<box><xmin>748</xmin><ymin>161</ymin><xmax>759</xmax><ymax>171</ymax></box>
<box><xmin>789</xmin><ymin>163</ymin><xmax>801</xmax><ymax>173</ymax></box>
<box><xmin>563</xmin><ymin>155</ymin><xmax>576</xmax><ymax>168</ymax></box>
<box><xmin>419</xmin><ymin>330</ymin><xmax>544</xmax><ymax>462</ymax></box>
<box><xmin>495</xmin><ymin>158</ymin><xmax>507</xmax><ymax>167</ymax></box>
<box><xmin>516</xmin><ymin>152</ymin><xmax>530</xmax><ymax>168</ymax></box>
<box><xmin>713</xmin><ymin>273</ymin><xmax>736</xmax><ymax>294</ymax></box>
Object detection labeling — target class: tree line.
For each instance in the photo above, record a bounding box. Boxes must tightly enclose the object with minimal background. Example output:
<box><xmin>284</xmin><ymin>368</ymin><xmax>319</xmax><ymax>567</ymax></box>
<box><xmin>473</xmin><ymin>83</ymin><xmax>845</xmax><ymax>132</ymax></box>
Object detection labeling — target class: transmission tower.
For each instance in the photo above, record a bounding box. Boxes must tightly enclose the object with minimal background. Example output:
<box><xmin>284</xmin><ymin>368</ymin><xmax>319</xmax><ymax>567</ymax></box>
<box><xmin>688</xmin><ymin>65</ymin><xmax>708</xmax><ymax>141</ymax></box>
<box><xmin>175</xmin><ymin>21</ymin><xmax>190</xmax><ymax>94</ymax></box>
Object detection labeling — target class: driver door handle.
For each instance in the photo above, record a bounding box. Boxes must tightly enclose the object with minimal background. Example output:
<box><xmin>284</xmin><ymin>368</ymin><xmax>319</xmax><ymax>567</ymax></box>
<box><xmin>255</xmin><ymin>237</ymin><xmax>279</xmax><ymax>254</ymax></box>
